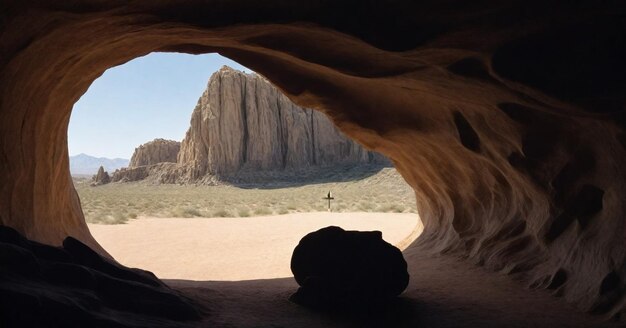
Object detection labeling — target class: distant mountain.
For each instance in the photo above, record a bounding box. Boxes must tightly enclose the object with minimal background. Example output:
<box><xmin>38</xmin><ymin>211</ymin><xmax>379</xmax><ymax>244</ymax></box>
<box><xmin>69</xmin><ymin>153</ymin><xmax>129</xmax><ymax>175</ymax></box>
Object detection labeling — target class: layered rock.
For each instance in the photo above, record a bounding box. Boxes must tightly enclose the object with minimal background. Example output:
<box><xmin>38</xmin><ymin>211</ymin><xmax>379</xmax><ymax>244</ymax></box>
<box><xmin>176</xmin><ymin>66</ymin><xmax>386</xmax><ymax>181</ymax></box>
<box><xmin>129</xmin><ymin>138</ymin><xmax>180</xmax><ymax>168</ymax></box>
<box><xmin>112</xmin><ymin>138</ymin><xmax>181</xmax><ymax>183</ymax></box>
<box><xmin>114</xmin><ymin>66</ymin><xmax>387</xmax><ymax>184</ymax></box>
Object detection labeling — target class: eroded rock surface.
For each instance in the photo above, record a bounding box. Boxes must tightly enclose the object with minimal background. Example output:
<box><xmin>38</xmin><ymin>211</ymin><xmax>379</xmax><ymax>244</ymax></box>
<box><xmin>129</xmin><ymin>138</ymin><xmax>180</xmax><ymax>168</ymax></box>
<box><xmin>291</xmin><ymin>226</ymin><xmax>409</xmax><ymax>310</ymax></box>
<box><xmin>178</xmin><ymin>66</ymin><xmax>385</xmax><ymax>179</ymax></box>
<box><xmin>115</xmin><ymin>66</ymin><xmax>387</xmax><ymax>184</ymax></box>
<box><xmin>0</xmin><ymin>0</ymin><xmax>625</xmax><ymax>322</ymax></box>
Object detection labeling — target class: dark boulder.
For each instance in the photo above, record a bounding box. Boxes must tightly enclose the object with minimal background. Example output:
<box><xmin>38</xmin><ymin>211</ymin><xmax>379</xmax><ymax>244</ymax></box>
<box><xmin>290</xmin><ymin>226</ymin><xmax>409</xmax><ymax>309</ymax></box>
<box><xmin>0</xmin><ymin>225</ymin><xmax>201</xmax><ymax>327</ymax></box>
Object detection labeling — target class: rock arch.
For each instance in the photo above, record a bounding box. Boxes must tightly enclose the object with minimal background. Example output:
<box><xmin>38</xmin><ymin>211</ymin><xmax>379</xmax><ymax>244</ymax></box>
<box><xmin>0</xmin><ymin>0</ymin><xmax>624</xmax><ymax>319</ymax></box>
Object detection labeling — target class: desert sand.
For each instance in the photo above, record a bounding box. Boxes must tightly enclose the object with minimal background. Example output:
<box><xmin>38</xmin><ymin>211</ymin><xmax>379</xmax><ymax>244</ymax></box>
<box><xmin>86</xmin><ymin>212</ymin><xmax>614</xmax><ymax>327</ymax></box>
<box><xmin>88</xmin><ymin>212</ymin><xmax>422</xmax><ymax>281</ymax></box>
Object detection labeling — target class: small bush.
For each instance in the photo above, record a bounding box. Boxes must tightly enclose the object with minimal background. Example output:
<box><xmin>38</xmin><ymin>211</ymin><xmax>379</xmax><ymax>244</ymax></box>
<box><xmin>358</xmin><ymin>201</ymin><xmax>375</xmax><ymax>212</ymax></box>
<box><xmin>238</xmin><ymin>209</ymin><xmax>250</xmax><ymax>217</ymax></box>
<box><xmin>171</xmin><ymin>206</ymin><xmax>201</xmax><ymax>218</ymax></box>
<box><xmin>379</xmin><ymin>203</ymin><xmax>405</xmax><ymax>213</ymax></box>
<box><xmin>254</xmin><ymin>207</ymin><xmax>273</xmax><ymax>216</ymax></box>
<box><xmin>212</xmin><ymin>209</ymin><xmax>232</xmax><ymax>217</ymax></box>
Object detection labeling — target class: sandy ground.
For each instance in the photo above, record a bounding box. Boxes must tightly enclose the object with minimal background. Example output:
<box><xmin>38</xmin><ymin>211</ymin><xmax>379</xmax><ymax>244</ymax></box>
<box><xmin>88</xmin><ymin>212</ymin><xmax>615</xmax><ymax>327</ymax></box>
<box><xmin>88</xmin><ymin>212</ymin><xmax>421</xmax><ymax>281</ymax></box>
<box><xmin>169</xmin><ymin>251</ymin><xmax>615</xmax><ymax>328</ymax></box>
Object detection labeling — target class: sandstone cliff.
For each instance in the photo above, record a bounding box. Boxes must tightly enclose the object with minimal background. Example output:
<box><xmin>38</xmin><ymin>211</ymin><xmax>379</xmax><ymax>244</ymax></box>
<box><xmin>129</xmin><ymin>138</ymin><xmax>180</xmax><ymax>167</ymax></box>
<box><xmin>114</xmin><ymin>66</ymin><xmax>387</xmax><ymax>184</ymax></box>
<box><xmin>176</xmin><ymin>66</ymin><xmax>386</xmax><ymax>181</ymax></box>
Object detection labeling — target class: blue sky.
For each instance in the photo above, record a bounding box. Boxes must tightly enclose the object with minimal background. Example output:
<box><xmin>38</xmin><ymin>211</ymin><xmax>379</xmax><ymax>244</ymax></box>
<box><xmin>68</xmin><ymin>53</ymin><xmax>249</xmax><ymax>159</ymax></box>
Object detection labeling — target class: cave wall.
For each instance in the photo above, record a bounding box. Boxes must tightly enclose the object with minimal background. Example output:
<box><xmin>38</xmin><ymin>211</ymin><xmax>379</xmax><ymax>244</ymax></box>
<box><xmin>0</xmin><ymin>0</ymin><xmax>624</xmax><ymax>318</ymax></box>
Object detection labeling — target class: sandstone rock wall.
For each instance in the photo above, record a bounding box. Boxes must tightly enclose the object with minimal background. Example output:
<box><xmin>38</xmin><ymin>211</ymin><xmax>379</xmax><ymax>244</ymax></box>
<box><xmin>1</xmin><ymin>0</ymin><xmax>625</xmax><ymax>322</ymax></box>
<box><xmin>177</xmin><ymin>66</ymin><xmax>386</xmax><ymax>181</ymax></box>
<box><xmin>129</xmin><ymin>138</ymin><xmax>180</xmax><ymax>167</ymax></box>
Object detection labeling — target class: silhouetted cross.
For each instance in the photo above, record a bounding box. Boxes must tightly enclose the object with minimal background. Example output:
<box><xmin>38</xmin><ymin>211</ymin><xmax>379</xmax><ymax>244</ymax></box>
<box><xmin>323</xmin><ymin>191</ymin><xmax>334</xmax><ymax>211</ymax></box>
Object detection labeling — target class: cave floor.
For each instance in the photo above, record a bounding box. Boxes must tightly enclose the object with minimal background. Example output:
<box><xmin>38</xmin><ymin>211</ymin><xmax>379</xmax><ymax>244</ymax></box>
<box><xmin>168</xmin><ymin>249</ymin><xmax>616</xmax><ymax>328</ymax></box>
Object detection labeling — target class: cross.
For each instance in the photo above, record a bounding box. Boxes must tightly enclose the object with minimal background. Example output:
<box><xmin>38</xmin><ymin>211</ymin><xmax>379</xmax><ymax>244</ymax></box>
<box><xmin>322</xmin><ymin>191</ymin><xmax>334</xmax><ymax>211</ymax></box>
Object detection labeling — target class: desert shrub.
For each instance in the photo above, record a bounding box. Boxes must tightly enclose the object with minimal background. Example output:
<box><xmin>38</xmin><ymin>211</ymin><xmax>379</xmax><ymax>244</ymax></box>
<box><xmin>277</xmin><ymin>208</ymin><xmax>289</xmax><ymax>215</ymax></box>
<box><xmin>212</xmin><ymin>209</ymin><xmax>232</xmax><ymax>217</ymax></box>
<box><xmin>379</xmin><ymin>203</ymin><xmax>405</xmax><ymax>213</ymax></box>
<box><xmin>237</xmin><ymin>209</ymin><xmax>250</xmax><ymax>217</ymax></box>
<box><xmin>254</xmin><ymin>207</ymin><xmax>272</xmax><ymax>216</ymax></box>
<box><xmin>358</xmin><ymin>201</ymin><xmax>375</xmax><ymax>212</ymax></box>
<box><xmin>170</xmin><ymin>206</ymin><xmax>202</xmax><ymax>218</ymax></box>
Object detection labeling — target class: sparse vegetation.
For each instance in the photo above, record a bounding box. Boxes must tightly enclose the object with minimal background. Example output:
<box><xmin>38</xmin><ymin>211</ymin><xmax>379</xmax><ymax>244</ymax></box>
<box><xmin>253</xmin><ymin>208</ymin><xmax>273</xmax><ymax>216</ymax></box>
<box><xmin>237</xmin><ymin>209</ymin><xmax>251</xmax><ymax>217</ymax></box>
<box><xmin>212</xmin><ymin>209</ymin><xmax>232</xmax><ymax>217</ymax></box>
<box><xmin>75</xmin><ymin>167</ymin><xmax>417</xmax><ymax>224</ymax></box>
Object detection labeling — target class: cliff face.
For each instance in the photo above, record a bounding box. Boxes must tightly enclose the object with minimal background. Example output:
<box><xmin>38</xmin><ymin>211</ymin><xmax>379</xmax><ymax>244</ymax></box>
<box><xmin>129</xmin><ymin>139</ymin><xmax>180</xmax><ymax>168</ymax></box>
<box><xmin>177</xmin><ymin>66</ymin><xmax>386</xmax><ymax>180</ymax></box>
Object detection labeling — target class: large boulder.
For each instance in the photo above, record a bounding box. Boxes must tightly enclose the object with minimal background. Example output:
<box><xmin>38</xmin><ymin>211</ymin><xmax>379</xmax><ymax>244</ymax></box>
<box><xmin>290</xmin><ymin>226</ymin><xmax>409</xmax><ymax>309</ymax></box>
<box><xmin>0</xmin><ymin>225</ymin><xmax>200</xmax><ymax>327</ymax></box>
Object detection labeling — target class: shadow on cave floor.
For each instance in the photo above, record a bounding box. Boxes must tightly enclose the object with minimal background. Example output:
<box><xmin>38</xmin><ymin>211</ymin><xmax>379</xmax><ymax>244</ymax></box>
<box><xmin>166</xmin><ymin>250</ymin><xmax>616</xmax><ymax>328</ymax></box>
<box><xmin>221</xmin><ymin>163</ymin><xmax>389</xmax><ymax>189</ymax></box>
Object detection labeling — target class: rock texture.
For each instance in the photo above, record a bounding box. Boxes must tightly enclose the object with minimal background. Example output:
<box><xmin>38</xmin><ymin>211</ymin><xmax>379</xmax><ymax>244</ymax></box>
<box><xmin>112</xmin><ymin>66</ymin><xmax>387</xmax><ymax>184</ymax></box>
<box><xmin>91</xmin><ymin>166</ymin><xmax>110</xmax><ymax>186</ymax></box>
<box><xmin>176</xmin><ymin>66</ymin><xmax>385</xmax><ymax>181</ymax></box>
<box><xmin>0</xmin><ymin>225</ymin><xmax>200</xmax><ymax>327</ymax></box>
<box><xmin>290</xmin><ymin>226</ymin><xmax>409</xmax><ymax>309</ymax></box>
<box><xmin>0</xmin><ymin>0</ymin><xmax>625</xmax><ymax>324</ymax></box>
<box><xmin>129</xmin><ymin>139</ymin><xmax>180</xmax><ymax>168</ymax></box>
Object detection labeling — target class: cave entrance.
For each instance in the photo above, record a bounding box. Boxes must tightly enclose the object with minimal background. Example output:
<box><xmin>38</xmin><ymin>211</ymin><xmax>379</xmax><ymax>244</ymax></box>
<box><xmin>69</xmin><ymin>52</ymin><xmax>422</xmax><ymax>281</ymax></box>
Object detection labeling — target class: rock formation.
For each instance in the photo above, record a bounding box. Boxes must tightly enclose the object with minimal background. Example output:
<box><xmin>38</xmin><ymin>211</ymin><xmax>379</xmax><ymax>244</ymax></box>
<box><xmin>111</xmin><ymin>138</ymin><xmax>181</xmax><ymax>183</ymax></box>
<box><xmin>113</xmin><ymin>66</ymin><xmax>387</xmax><ymax>184</ymax></box>
<box><xmin>0</xmin><ymin>0</ymin><xmax>625</xmax><ymax>325</ymax></box>
<box><xmin>176</xmin><ymin>66</ymin><xmax>386</xmax><ymax>181</ymax></box>
<box><xmin>290</xmin><ymin>226</ymin><xmax>409</xmax><ymax>309</ymax></box>
<box><xmin>91</xmin><ymin>166</ymin><xmax>110</xmax><ymax>186</ymax></box>
<box><xmin>129</xmin><ymin>138</ymin><xmax>180</xmax><ymax>168</ymax></box>
<box><xmin>0</xmin><ymin>226</ymin><xmax>200</xmax><ymax>327</ymax></box>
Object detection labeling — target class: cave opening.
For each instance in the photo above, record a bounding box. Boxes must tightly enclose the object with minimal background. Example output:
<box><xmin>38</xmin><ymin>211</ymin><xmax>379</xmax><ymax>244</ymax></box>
<box><xmin>1</xmin><ymin>3</ymin><xmax>625</xmax><ymax>326</ymax></box>
<box><xmin>68</xmin><ymin>52</ymin><xmax>421</xmax><ymax>281</ymax></box>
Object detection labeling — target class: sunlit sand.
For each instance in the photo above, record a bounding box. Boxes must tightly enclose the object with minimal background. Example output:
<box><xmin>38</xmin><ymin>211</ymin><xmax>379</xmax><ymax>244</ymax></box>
<box><xmin>88</xmin><ymin>212</ymin><xmax>422</xmax><ymax>281</ymax></box>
